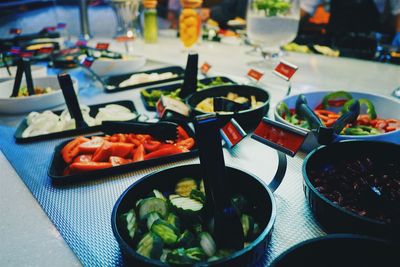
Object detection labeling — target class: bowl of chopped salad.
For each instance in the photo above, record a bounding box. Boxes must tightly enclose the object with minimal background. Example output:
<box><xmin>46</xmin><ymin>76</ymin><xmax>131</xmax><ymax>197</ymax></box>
<box><xmin>274</xmin><ymin>91</ymin><xmax>400</xmax><ymax>152</ymax></box>
<box><xmin>0</xmin><ymin>76</ymin><xmax>78</xmax><ymax>114</ymax></box>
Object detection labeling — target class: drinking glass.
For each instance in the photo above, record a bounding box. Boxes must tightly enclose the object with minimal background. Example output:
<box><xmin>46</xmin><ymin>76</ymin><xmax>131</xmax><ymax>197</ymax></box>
<box><xmin>109</xmin><ymin>0</ymin><xmax>140</xmax><ymax>40</ymax></box>
<box><xmin>247</xmin><ymin>0</ymin><xmax>300</xmax><ymax>68</ymax></box>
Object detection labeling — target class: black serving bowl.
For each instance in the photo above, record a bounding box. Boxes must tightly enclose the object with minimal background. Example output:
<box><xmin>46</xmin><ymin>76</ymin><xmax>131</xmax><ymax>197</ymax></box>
<box><xmin>302</xmin><ymin>141</ymin><xmax>400</xmax><ymax>240</ymax></box>
<box><xmin>269</xmin><ymin>234</ymin><xmax>399</xmax><ymax>267</ymax></box>
<box><xmin>112</xmin><ymin>158</ymin><xmax>287</xmax><ymax>266</ymax></box>
<box><xmin>186</xmin><ymin>85</ymin><xmax>270</xmax><ymax>131</ymax></box>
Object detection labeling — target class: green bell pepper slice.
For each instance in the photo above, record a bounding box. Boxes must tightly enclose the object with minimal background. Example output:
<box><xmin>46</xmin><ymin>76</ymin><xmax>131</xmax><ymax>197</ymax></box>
<box><xmin>344</xmin><ymin>125</ymin><xmax>380</xmax><ymax>135</ymax></box>
<box><xmin>277</xmin><ymin>102</ymin><xmax>292</xmax><ymax>120</ymax></box>
<box><xmin>342</xmin><ymin>98</ymin><xmax>377</xmax><ymax>119</ymax></box>
<box><xmin>322</xmin><ymin>91</ymin><xmax>353</xmax><ymax>109</ymax></box>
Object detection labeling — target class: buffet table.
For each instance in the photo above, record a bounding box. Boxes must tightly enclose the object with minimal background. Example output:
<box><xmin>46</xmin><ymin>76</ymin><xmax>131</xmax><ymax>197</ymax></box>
<box><xmin>0</xmin><ymin>36</ymin><xmax>399</xmax><ymax>267</ymax></box>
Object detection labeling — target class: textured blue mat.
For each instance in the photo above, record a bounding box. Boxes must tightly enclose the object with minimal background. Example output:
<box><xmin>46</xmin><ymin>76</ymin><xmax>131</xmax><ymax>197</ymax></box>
<box><xmin>0</xmin><ymin>125</ymin><xmax>199</xmax><ymax>266</ymax></box>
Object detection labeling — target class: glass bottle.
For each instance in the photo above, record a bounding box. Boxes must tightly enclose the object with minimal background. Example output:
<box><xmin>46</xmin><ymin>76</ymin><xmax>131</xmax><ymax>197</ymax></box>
<box><xmin>143</xmin><ymin>0</ymin><xmax>158</xmax><ymax>43</ymax></box>
<box><xmin>179</xmin><ymin>0</ymin><xmax>202</xmax><ymax>49</ymax></box>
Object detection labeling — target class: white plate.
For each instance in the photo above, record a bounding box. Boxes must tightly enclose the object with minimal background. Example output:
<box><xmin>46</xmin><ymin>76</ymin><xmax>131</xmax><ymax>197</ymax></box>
<box><xmin>0</xmin><ymin>65</ymin><xmax>47</xmax><ymax>82</ymax></box>
<box><xmin>0</xmin><ymin>76</ymin><xmax>78</xmax><ymax>114</ymax></box>
<box><xmin>91</xmin><ymin>55</ymin><xmax>146</xmax><ymax>77</ymax></box>
<box><xmin>274</xmin><ymin>91</ymin><xmax>400</xmax><ymax>152</ymax></box>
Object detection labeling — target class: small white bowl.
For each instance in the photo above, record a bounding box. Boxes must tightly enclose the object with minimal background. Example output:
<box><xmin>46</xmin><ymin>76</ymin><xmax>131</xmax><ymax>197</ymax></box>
<box><xmin>274</xmin><ymin>91</ymin><xmax>400</xmax><ymax>152</ymax></box>
<box><xmin>0</xmin><ymin>76</ymin><xmax>78</xmax><ymax>114</ymax></box>
<box><xmin>91</xmin><ymin>55</ymin><xmax>146</xmax><ymax>77</ymax></box>
<box><xmin>0</xmin><ymin>65</ymin><xmax>47</xmax><ymax>82</ymax></box>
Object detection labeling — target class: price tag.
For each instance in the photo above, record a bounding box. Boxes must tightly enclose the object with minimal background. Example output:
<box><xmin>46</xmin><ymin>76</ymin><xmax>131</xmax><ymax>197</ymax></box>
<box><xmin>156</xmin><ymin>95</ymin><xmax>190</xmax><ymax>119</ymax></box>
<box><xmin>220</xmin><ymin>118</ymin><xmax>247</xmax><ymax>148</ymax></box>
<box><xmin>9</xmin><ymin>46</ymin><xmax>21</xmax><ymax>55</ymax></box>
<box><xmin>20</xmin><ymin>51</ymin><xmax>34</xmax><ymax>58</ymax></box>
<box><xmin>96</xmin><ymin>43</ymin><xmax>110</xmax><ymax>50</ymax></box>
<box><xmin>200</xmin><ymin>62</ymin><xmax>212</xmax><ymax>75</ymax></box>
<box><xmin>247</xmin><ymin>68</ymin><xmax>264</xmax><ymax>81</ymax></box>
<box><xmin>43</xmin><ymin>26</ymin><xmax>56</xmax><ymax>32</ymax></box>
<box><xmin>81</xmin><ymin>56</ymin><xmax>95</xmax><ymax>68</ymax></box>
<box><xmin>75</xmin><ymin>39</ymin><xmax>87</xmax><ymax>47</ymax></box>
<box><xmin>57</xmin><ymin>23</ymin><xmax>67</xmax><ymax>29</ymax></box>
<box><xmin>9</xmin><ymin>28</ymin><xmax>22</xmax><ymax>35</ymax></box>
<box><xmin>251</xmin><ymin>117</ymin><xmax>308</xmax><ymax>157</ymax></box>
<box><xmin>115</xmin><ymin>36</ymin><xmax>135</xmax><ymax>42</ymax></box>
<box><xmin>273</xmin><ymin>60</ymin><xmax>298</xmax><ymax>81</ymax></box>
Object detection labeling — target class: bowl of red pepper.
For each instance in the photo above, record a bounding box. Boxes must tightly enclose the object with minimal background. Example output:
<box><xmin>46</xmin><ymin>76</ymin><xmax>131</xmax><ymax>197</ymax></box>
<box><xmin>274</xmin><ymin>91</ymin><xmax>400</xmax><ymax>152</ymax></box>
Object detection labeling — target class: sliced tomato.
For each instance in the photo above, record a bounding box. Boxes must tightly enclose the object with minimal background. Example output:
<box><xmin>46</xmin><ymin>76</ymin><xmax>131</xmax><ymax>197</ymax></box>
<box><xmin>144</xmin><ymin>140</ymin><xmax>161</xmax><ymax>152</ymax></box>
<box><xmin>111</xmin><ymin>142</ymin><xmax>134</xmax><ymax>158</ymax></box>
<box><xmin>61</xmin><ymin>136</ymin><xmax>90</xmax><ymax>164</ymax></box>
<box><xmin>69</xmin><ymin>162</ymin><xmax>112</xmax><ymax>173</ymax></box>
<box><xmin>175</xmin><ymin>138</ymin><xmax>195</xmax><ymax>150</ymax></box>
<box><xmin>73</xmin><ymin>154</ymin><xmax>93</xmax><ymax>163</ymax></box>
<box><xmin>177</xmin><ymin>126</ymin><xmax>190</xmax><ymax>140</ymax></box>
<box><xmin>144</xmin><ymin>146</ymin><xmax>184</xmax><ymax>160</ymax></box>
<box><xmin>78</xmin><ymin>137</ymin><xmax>104</xmax><ymax>154</ymax></box>
<box><xmin>109</xmin><ymin>156</ymin><xmax>130</xmax><ymax>166</ymax></box>
<box><xmin>92</xmin><ymin>141</ymin><xmax>113</xmax><ymax>162</ymax></box>
<box><xmin>133</xmin><ymin>144</ymin><xmax>145</xmax><ymax>162</ymax></box>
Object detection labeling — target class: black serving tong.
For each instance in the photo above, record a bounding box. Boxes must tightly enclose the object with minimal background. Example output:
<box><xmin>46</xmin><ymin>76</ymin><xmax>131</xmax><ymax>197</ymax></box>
<box><xmin>10</xmin><ymin>58</ymin><xmax>35</xmax><ymax>97</ymax></box>
<box><xmin>179</xmin><ymin>53</ymin><xmax>198</xmax><ymax>98</ymax></box>
<box><xmin>57</xmin><ymin>73</ymin><xmax>88</xmax><ymax>128</ymax></box>
<box><xmin>213</xmin><ymin>97</ymin><xmax>250</xmax><ymax>113</ymax></box>
<box><xmin>194</xmin><ymin>114</ymin><xmax>244</xmax><ymax>250</ymax></box>
<box><xmin>295</xmin><ymin>94</ymin><xmax>360</xmax><ymax>144</ymax></box>
<box><xmin>101</xmin><ymin>120</ymin><xmax>179</xmax><ymax>141</ymax></box>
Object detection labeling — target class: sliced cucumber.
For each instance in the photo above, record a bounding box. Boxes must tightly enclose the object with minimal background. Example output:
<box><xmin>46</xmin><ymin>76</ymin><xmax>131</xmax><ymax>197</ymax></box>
<box><xmin>160</xmin><ymin>248</ymin><xmax>171</xmax><ymax>262</ymax></box>
<box><xmin>199</xmin><ymin>180</ymin><xmax>205</xmax><ymax>194</ymax></box>
<box><xmin>122</xmin><ymin>208</ymin><xmax>137</xmax><ymax>239</ymax></box>
<box><xmin>138</xmin><ymin>197</ymin><xmax>168</xmax><ymax>220</ymax></box>
<box><xmin>177</xmin><ymin>230</ymin><xmax>196</xmax><ymax>248</ymax></box>
<box><xmin>170</xmin><ymin>196</ymin><xmax>203</xmax><ymax>213</ymax></box>
<box><xmin>146</xmin><ymin>212</ymin><xmax>161</xmax><ymax>231</ymax></box>
<box><xmin>186</xmin><ymin>247</ymin><xmax>207</xmax><ymax>261</ymax></box>
<box><xmin>149</xmin><ymin>189</ymin><xmax>166</xmax><ymax>201</ymax></box>
<box><xmin>241</xmin><ymin>214</ymin><xmax>254</xmax><ymax>240</ymax></box>
<box><xmin>151</xmin><ymin>219</ymin><xmax>179</xmax><ymax>245</ymax></box>
<box><xmin>166</xmin><ymin>248</ymin><xmax>194</xmax><ymax>265</ymax></box>
<box><xmin>175</xmin><ymin>178</ymin><xmax>198</xmax><ymax>197</ymax></box>
<box><xmin>136</xmin><ymin>233</ymin><xmax>163</xmax><ymax>260</ymax></box>
<box><xmin>199</xmin><ymin>232</ymin><xmax>216</xmax><ymax>257</ymax></box>
<box><xmin>169</xmin><ymin>194</ymin><xmax>180</xmax><ymax>200</ymax></box>
<box><xmin>190</xmin><ymin>189</ymin><xmax>206</xmax><ymax>204</ymax></box>
<box><xmin>167</xmin><ymin>213</ymin><xmax>181</xmax><ymax>231</ymax></box>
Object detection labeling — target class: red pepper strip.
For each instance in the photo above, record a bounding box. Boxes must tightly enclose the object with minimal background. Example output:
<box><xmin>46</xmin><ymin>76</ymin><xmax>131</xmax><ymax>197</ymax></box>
<box><xmin>327</xmin><ymin>113</ymin><xmax>340</xmax><ymax>119</ymax></box>
<box><xmin>144</xmin><ymin>140</ymin><xmax>162</xmax><ymax>152</ymax></box>
<box><xmin>175</xmin><ymin>138</ymin><xmax>195</xmax><ymax>150</ymax></box>
<box><xmin>325</xmin><ymin>119</ymin><xmax>336</xmax><ymax>127</ymax></box>
<box><xmin>314</xmin><ymin>103</ymin><xmax>324</xmax><ymax>110</ymax></box>
<box><xmin>386</xmin><ymin>119</ymin><xmax>399</xmax><ymax>123</ymax></box>
<box><xmin>386</xmin><ymin>126</ymin><xmax>397</xmax><ymax>132</ymax></box>
<box><xmin>133</xmin><ymin>144</ymin><xmax>145</xmax><ymax>162</ymax></box>
<box><xmin>144</xmin><ymin>146</ymin><xmax>184</xmax><ymax>160</ymax></box>
<box><xmin>327</xmin><ymin>99</ymin><xmax>348</xmax><ymax>107</ymax></box>
<box><xmin>177</xmin><ymin>126</ymin><xmax>190</xmax><ymax>140</ymax></box>
<box><xmin>314</xmin><ymin>109</ymin><xmax>337</xmax><ymax>115</ymax></box>
<box><xmin>69</xmin><ymin>162</ymin><xmax>113</xmax><ymax>173</ymax></box>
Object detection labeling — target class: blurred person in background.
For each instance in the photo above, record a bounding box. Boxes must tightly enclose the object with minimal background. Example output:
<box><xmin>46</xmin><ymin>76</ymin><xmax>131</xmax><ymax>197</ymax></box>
<box><xmin>302</xmin><ymin>0</ymin><xmax>400</xmax><ymax>47</ymax></box>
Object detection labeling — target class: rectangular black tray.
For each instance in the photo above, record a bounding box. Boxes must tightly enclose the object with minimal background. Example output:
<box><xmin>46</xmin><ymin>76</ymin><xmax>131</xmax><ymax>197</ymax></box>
<box><xmin>103</xmin><ymin>66</ymin><xmax>185</xmax><ymax>93</ymax></box>
<box><xmin>48</xmin><ymin>122</ymin><xmax>198</xmax><ymax>184</ymax></box>
<box><xmin>14</xmin><ymin>100</ymin><xmax>137</xmax><ymax>143</ymax></box>
<box><xmin>140</xmin><ymin>76</ymin><xmax>236</xmax><ymax>111</ymax></box>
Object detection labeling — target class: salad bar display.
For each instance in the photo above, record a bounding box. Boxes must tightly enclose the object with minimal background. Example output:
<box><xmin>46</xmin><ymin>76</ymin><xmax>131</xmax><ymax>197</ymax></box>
<box><xmin>1</xmin><ymin>19</ymin><xmax>399</xmax><ymax>267</ymax></box>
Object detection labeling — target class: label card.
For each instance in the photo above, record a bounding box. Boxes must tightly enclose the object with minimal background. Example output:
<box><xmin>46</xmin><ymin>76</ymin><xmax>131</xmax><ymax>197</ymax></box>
<box><xmin>81</xmin><ymin>56</ymin><xmax>95</xmax><ymax>68</ymax></box>
<box><xmin>220</xmin><ymin>118</ymin><xmax>247</xmax><ymax>148</ymax></box>
<box><xmin>247</xmin><ymin>68</ymin><xmax>264</xmax><ymax>81</ymax></box>
<box><xmin>252</xmin><ymin>117</ymin><xmax>308</xmax><ymax>157</ymax></box>
<box><xmin>273</xmin><ymin>60</ymin><xmax>298</xmax><ymax>81</ymax></box>
<box><xmin>75</xmin><ymin>39</ymin><xmax>87</xmax><ymax>47</ymax></box>
<box><xmin>96</xmin><ymin>43</ymin><xmax>110</xmax><ymax>50</ymax></box>
<box><xmin>156</xmin><ymin>95</ymin><xmax>190</xmax><ymax>119</ymax></box>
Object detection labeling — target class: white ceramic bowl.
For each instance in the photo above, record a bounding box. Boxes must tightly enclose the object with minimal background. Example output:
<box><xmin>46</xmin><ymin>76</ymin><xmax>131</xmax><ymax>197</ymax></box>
<box><xmin>274</xmin><ymin>91</ymin><xmax>400</xmax><ymax>152</ymax></box>
<box><xmin>0</xmin><ymin>65</ymin><xmax>47</xmax><ymax>82</ymax></box>
<box><xmin>0</xmin><ymin>76</ymin><xmax>78</xmax><ymax>114</ymax></box>
<box><xmin>91</xmin><ymin>55</ymin><xmax>146</xmax><ymax>77</ymax></box>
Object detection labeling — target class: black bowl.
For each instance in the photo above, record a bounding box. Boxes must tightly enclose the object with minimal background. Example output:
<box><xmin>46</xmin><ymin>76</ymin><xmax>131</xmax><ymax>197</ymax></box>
<box><xmin>302</xmin><ymin>141</ymin><xmax>400</xmax><ymax>239</ymax></box>
<box><xmin>186</xmin><ymin>85</ymin><xmax>270</xmax><ymax>131</ymax></box>
<box><xmin>269</xmin><ymin>234</ymin><xmax>399</xmax><ymax>267</ymax></box>
<box><xmin>111</xmin><ymin>164</ymin><xmax>277</xmax><ymax>267</ymax></box>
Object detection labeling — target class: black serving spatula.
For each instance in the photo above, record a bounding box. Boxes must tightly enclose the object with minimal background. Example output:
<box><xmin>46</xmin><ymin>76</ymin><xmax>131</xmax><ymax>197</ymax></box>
<box><xmin>179</xmin><ymin>53</ymin><xmax>198</xmax><ymax>98</ymax></box>
<box><xmin>58</xmin><ymin>73</ymin><xmax>88</xmax><ymax>128</ymax></box>
<box><xmin>194</xmin><ymin>114</ymin><xmax>244</xmax><ymax>250</ymax></box>
<box><xmin>213</xmin><ymin>97</ymin><xmax>250</xmax><ymax>113</ymax></box>
<box><xmin>101</xmin><ymin>121</ymin><xmax>179</xmax><ymax>141</ymax></box>
<box><xmin>10</xmin><ymin>58</ymin><xmax>35</xmax><ymax>97</ymax></box>
<box><xmin>295</xmin><ymin>94</ymin><xmax>360</xmax><ymax>145</ymax></box>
